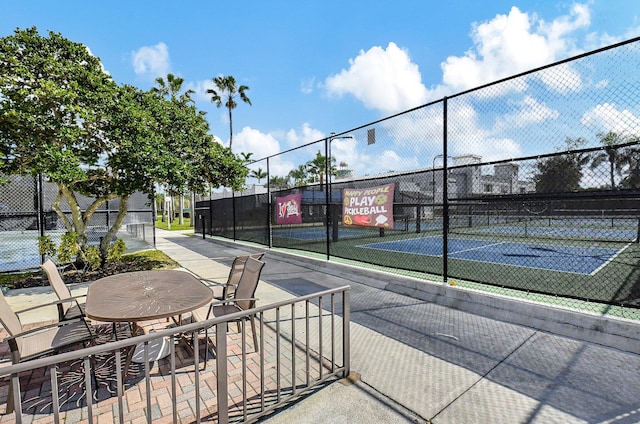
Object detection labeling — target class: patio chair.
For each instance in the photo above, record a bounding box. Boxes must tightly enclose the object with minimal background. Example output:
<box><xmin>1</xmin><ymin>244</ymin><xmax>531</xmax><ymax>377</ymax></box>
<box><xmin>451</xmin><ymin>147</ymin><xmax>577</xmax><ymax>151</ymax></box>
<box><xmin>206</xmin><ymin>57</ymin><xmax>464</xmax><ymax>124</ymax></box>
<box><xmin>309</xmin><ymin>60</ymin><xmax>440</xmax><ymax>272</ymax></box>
<box><xmin>191</xmin><ymin>256</ymin><xmax>266</xmax><ymax>368</ymax></box>
<box><xmin>41</xmin><ymin>259</ymin><xmax>86</xmax><ymax>321</ymax></box>
<box><xmin>200</xmin><ymin>253</ymin><xmax>265</xmax><ymax>300</ymax></box>
<box><xmin>0</xmin><ymin>289</ymin><xmax>96</xmax><ymax>413</ymax></box>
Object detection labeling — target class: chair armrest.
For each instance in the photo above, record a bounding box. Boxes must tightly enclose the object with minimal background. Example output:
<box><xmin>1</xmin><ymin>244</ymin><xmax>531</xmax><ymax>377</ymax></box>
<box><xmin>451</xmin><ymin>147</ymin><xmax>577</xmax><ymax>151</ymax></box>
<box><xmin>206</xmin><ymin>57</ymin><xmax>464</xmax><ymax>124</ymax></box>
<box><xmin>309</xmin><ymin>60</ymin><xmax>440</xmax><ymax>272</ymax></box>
<box><xmin>199</xmin><ymin>278</ymin><xmax>230</xmax><ymax>287</ymax></box>
<box><xmin>14</xmin><ymin>296</ymin><xmax>82</xmax><ymax>315</ymax></box>
<box><xmin>197</xmin><ymin>298</ymin><xmax>260</xmax><ymax>320</ymax></box>
<box><xmin>62</xmin><ymin>293</ymin><xmax>87</xmax><ymax>301</ymax></box>
<box><xmin>4</xmin><ymin>317</ymin><xmax>92</xmax><ymax>341</ymax></box>
<box><xmin>52</xmin><ymin>295</ymin><xmax>86</xmax><ymax>305</ymax></box>
<box><xmin>209</xmin><ymin>297</ymin><xmax>259</xmax><ymax>306</ymax></box>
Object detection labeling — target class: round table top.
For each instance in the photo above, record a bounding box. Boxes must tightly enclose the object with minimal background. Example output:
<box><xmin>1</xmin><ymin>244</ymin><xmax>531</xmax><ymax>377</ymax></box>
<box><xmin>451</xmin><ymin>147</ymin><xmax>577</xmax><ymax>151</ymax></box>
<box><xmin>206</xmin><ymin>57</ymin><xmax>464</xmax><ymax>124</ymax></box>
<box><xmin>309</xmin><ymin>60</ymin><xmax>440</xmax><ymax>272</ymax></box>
<box><xmin>85</xmin><ymin>270</ymin><xmax>213</xmax><ymax>322</ymax></box>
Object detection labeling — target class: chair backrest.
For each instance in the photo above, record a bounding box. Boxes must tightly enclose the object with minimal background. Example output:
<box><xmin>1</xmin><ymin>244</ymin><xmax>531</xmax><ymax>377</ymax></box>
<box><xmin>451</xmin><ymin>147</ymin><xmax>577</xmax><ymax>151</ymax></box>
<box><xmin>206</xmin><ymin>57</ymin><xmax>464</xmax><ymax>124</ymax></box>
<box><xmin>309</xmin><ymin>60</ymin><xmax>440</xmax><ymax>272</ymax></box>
<box><xmin>42</xmin><ymin>259</ymin><xmax>72</xmax><ymax>315</ymax></box>
<box><xmin>227</xmin><ymin>253</ymin><xmax>265</xmax><ymax>287</ymax></box>
<box><xmin>233</xmin><ymin>257</ymin><xmax>265</xmax><ymax>311</ymax></box>
<box><xmin>0</xmin><ymin>289</ymin><xmax>23</xmax><ymax>338</ymax></box>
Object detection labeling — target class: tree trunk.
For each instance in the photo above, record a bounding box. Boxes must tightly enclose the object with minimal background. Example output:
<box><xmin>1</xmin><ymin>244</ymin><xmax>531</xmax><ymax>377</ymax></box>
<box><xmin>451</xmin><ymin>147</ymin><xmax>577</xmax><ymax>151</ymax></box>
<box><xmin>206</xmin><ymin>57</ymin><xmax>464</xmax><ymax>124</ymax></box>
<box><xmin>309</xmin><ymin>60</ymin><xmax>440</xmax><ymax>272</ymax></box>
<box><xmin>609</xmin><ymin>160</ymin><xmax>615</xmax><ymax>189</ymax></box>
<box><xmin>228</xmin><ymin>106</ymin><xmax>233</xmax><ymax>151</ymax></box>
<box><xmin>190</xmin><ymin>191</ymin><xmax>196</xmax><ymax>227</ymax></box>
<box><xmin>58</xmin><ymin>184</ymin><xmax>91</xmax><ymax>248</ymax></box>
<box><xmin>100</xmin><ymin>195</ymin><xmax>129</xmax><ymax>265</ymax></box>
<box><xmin>179</xmin><ymin>195</ymin><xmax>185</xmax><ymax>225</ymax></box>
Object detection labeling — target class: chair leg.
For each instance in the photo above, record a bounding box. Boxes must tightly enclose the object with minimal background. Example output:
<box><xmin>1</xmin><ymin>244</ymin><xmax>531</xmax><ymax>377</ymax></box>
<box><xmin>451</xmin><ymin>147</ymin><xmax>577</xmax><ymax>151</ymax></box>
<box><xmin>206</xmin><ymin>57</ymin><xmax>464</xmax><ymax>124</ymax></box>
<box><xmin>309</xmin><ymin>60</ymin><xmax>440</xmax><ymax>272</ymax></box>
<box><xmin>199</xmin><ymin>327</ymin><xmax>217</xmax><ymax>371</ymax></box>
<box><xmin>5</xmin><ymin>378</ymin><xmax>15</xmax><ymax>414</ymax></box>
<box><xmin>202</xmin><ymin>328</ymin><xmax>208</xmax><ymax>371</ymax></box>
<box><xmin>250</xmin><ymin>316</ymin><xmax>259</xmax><ymax>353</ymax></box>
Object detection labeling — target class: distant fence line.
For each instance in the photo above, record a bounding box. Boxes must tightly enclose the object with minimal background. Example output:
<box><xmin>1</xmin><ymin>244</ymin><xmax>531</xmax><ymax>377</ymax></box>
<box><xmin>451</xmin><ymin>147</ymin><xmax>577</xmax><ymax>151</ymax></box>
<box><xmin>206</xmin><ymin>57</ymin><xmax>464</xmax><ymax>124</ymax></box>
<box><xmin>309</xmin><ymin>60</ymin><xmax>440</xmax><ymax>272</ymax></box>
<box><xmin>196</xmin><ymin>37</ymin><xmax>640</xmax><ymax>316</ymax></box>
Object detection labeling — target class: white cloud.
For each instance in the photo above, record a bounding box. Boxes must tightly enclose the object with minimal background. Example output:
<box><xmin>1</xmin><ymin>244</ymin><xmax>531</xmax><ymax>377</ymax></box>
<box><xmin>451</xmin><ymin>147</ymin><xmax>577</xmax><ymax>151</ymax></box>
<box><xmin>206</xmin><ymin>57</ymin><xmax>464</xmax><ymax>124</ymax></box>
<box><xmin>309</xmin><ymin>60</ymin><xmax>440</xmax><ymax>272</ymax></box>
<box><xmin>233</xmin><ymin>127</ymin><xmax>281</xmax><ymax>160</ymax></box>
<box><xmin>323</xmin><ymin>3</ymin><xmax>600</xmax><ymax>118</ymax></box>
<box><xmin>187</xmin><ymin>79</ymin><xmax>215</xmax><ymax>102</ymax></box>
<box><xmin>131</xmin><ymin>42</ymin><xmax>170</xmax><ymax>78</ymax></box>
<box><xmin>580</xmin><ymin>103</ymin><xmax>640</xmax><ymax>136</ymax></box>
<box><xmin>438</xmin><ymin>4</ymin><xmax>591</xmax><ymax>95</ymax></box>
<box><xmin>383</xmin><ymin>113</ymin><xmax>443</xmax><ymax>153</ymax></box>
<box><xmin>492</xmin><ymin>95</ymin><xmax>560</xmax><ymax>132</ymax></box>
<box><xmin>300</xmin><ymin>77</ymin><xmax>316</xmax><ymax>95</ymax></box>
<box><xmin>378</xmin><ymin>150</ymin><xmax>419</xmax><ymax>173</ymax></box>
<box><xmin>536</xmin><ymin>63</ymin><xmax>583</xmax><ymax>94</ymax></box>
<box><xmin>456</xmin><ymin>137</ymin><xmax>523</xmax><ymax>163</ymax></box>
<box><xmin>285</xmin><ymin>123</ymin><xmax>324</xmax><ymax>148</ymax></box>
<box><xmin>325</xmin><ymin>42</ymin><xmax>428</xmax><ymax>114</ymax></box>
<box><xmin>231</xmin><ymin>126</ymin><xmax>314</xmax><ymax>178</ymax></box>
<box><xmin>330</xmin><ymin>137</ymin><xmax>372</xmax><ymax>176</ymax></box>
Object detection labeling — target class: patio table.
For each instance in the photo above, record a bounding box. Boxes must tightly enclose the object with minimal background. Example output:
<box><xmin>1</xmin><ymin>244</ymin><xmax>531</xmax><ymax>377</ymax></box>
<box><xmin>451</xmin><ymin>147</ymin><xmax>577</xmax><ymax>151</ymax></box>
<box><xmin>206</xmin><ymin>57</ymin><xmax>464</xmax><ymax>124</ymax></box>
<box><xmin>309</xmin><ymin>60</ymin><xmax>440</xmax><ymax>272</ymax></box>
<box><xmin>86</xmin><ymin>269</ymin><xmax>213</xmax><ymax>361</ymax></box>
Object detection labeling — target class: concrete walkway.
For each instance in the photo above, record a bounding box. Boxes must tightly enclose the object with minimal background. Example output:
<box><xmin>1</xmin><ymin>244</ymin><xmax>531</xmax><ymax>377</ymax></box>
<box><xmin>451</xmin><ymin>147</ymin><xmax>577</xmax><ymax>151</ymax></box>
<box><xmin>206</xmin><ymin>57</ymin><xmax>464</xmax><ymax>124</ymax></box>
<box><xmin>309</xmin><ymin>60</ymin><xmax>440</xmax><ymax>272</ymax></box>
<box><xmin>5</xmin><ymin>229</ymin><xmax>640</xmax><ymax>423</ymax></box>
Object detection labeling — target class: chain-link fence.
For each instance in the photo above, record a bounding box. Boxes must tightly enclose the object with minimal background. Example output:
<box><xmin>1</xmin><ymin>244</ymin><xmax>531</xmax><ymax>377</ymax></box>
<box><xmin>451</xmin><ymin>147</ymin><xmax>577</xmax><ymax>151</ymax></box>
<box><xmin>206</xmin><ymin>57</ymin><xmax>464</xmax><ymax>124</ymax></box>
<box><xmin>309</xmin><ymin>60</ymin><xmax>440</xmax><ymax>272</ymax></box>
<box><xmin>195</xmin><ymin>37</ymin><xmax>640</xmax><ymax>315</ymax></box>
<box><xmin>0</xmin><ymin>174</ymin><xmax>154</xmax><ymax>272</ymax></box>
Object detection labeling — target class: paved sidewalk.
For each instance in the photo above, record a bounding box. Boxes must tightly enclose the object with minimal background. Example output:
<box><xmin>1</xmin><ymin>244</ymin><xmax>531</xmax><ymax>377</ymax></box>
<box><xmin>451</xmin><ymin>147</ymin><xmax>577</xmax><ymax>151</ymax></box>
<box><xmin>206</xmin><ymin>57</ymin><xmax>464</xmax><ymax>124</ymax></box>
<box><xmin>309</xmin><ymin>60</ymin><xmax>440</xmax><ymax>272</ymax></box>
<box><xmin>153</xmin><ymin>230</ymin><xmax>640</xmax><ymax>424</ymax></box>
<box><xmin>4</xmin><ymin>229</ymin><xmax>640</xmax><ymax>423</ymax></box>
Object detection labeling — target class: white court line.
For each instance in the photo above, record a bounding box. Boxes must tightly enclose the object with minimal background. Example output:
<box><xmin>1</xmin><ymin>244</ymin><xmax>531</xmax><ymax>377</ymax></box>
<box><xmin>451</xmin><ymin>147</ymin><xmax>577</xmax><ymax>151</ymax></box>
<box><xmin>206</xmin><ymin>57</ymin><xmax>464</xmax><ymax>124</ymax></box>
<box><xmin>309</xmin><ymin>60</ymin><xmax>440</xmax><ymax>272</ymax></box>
<box><xmin>590</xmin><ymin>241</ymin><xmax>632</xmax><ymax>276</ymax></box>
<box><xmin>448</xmin><ymin>240</ymin><xmax>508</xmax><ymax>255</ymax></box>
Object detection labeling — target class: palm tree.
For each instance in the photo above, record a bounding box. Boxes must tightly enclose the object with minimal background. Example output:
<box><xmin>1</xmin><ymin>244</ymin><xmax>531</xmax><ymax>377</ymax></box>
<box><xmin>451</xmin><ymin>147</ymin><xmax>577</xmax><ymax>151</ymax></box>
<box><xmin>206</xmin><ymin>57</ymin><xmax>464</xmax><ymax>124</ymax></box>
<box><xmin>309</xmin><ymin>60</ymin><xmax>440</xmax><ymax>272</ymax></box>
<box><xmin>269</xmin><ymin>175</ymin><xmax>290</xmax><ymax>190</ymax></box>
<box><xmin>152</xmin><ymin>74</ymin><xmax>195</xmax><ymax>226</ymax></box>
<box><xmin>306</xmin><ymin>151</ymin><xmax>337</xmax><ymax>189</ymax></box>
<box><xmin>620</xmin><ymin>143</ymin><xmax>640</xmax><ymax>189</ymax></box>
<box><xmin>206</xmin><ymin>75</ymin><xmax>251</xmax><ymax>151</ymax></box>
<box><xmin>288</xmin><ymin>165</ymin><xmax>308</xmax><ymax>187</ymax></box>
<box><xmin>152</xmin><ymin>73</ymin><xmax>194</xmax><ymax>104</ymax></box>
<box><xmin>240</xmin><ymin>152</ymin><xmax>253</xmax><ymax>164</ymax></box>
<box><xmin>590</xmin><ymin>131</ymin><xmax>628</xmax><ymax>189</ymax></box>
<box><xmin>250</xmin><ymin>167</ymin><xmax>267</xmax><ymax>184</ymax></box>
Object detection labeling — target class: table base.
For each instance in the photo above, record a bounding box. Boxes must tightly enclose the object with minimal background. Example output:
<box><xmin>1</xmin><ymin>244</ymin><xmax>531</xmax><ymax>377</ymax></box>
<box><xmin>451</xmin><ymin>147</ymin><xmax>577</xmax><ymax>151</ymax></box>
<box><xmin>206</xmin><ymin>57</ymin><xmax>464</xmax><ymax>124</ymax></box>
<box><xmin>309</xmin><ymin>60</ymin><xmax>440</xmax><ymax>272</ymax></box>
<box><xmin>131</xmin><ymin>333</ymin><xmax>172</xmax><ymax>363</ymax></box>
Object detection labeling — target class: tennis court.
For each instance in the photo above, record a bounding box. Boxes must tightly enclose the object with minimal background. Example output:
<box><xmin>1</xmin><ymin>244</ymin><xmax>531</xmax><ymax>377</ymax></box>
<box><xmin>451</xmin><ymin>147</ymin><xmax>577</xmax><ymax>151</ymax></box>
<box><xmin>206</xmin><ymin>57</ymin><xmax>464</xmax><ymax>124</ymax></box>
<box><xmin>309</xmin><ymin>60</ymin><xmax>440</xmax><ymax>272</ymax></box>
<box><xmin>358</xmin><ymin>236</ymin><xmax>624</xmax><ymax>275</ymax></box>
<box><xmin>0</xmin><ymin>229</ymin><xmax>152</xmax><ymax>273</ymax></box>
<box><xmin>467</xmin><ymin>223</ymin><xmax>636</xmax><ymax>241</ymax></box>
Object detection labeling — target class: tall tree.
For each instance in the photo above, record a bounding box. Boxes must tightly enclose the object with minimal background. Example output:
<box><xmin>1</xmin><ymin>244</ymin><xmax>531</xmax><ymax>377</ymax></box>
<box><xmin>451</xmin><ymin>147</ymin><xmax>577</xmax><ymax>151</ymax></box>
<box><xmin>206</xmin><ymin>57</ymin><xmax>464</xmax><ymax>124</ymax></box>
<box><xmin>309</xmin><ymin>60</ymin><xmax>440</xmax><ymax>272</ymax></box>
<box><xmin>206</xmin><ymin>75</ymin><xmax>251</xmax><ymax>151</ymax></box>
<box><xmin>288</xmin><ymin>165</ymin><xmax>308</xmax><ymax>187</ymax></box>
<box><xmin>152</xmin><ymin>73</ymin><xmax>195</xmax><ymax>225</ymax></box>
<box><xmin>590</xmin><ymin>131</ymin><xmax>628</xmax><ymax>190</ymax></box>
<box><xmin>620</xmin><ymin>145</ymin><xmax>640</xmax><ymax>189</ymax></box>
<box><xmin>533</xmin><ymin>138</ymin><xmax>590</xmax><ymax>193</ymax></box>
<box><xmin>250</xmin><ymin>167</ymin><xmax>267</xmax><ymax>184</ymax></box>
<box><xmin>305</xmin><ymin>151</ymin><xmax>337</xmax><ymax>189</ymax></box>
<box><xmin>151</xmin><ymin>73</ymin><xmax>194</xmax><ymax>103</ymax></box>
<box><xmin>0</xmin><ymin>27</ymin><xmax>117</xmax><ymax>252</ymax></box>
<box><xmin>0</xmin><ymin>28</ymin><xmax>248</xmax><ymax>265</ymax></box>
<box><xmin>269</xmin><ymin>175</ymin><xmax>290</xmax><ymax>190</ymax></box>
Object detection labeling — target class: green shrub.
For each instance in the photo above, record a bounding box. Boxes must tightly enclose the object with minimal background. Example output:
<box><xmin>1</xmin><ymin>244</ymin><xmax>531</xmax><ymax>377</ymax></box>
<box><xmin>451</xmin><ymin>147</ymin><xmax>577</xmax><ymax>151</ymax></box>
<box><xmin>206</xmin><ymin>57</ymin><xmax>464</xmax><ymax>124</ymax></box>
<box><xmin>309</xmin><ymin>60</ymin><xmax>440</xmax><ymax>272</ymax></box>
<box><xmin>107</xmin><ymin>238</ymin><xmax>127</xmax><ymax>263</ymax></box>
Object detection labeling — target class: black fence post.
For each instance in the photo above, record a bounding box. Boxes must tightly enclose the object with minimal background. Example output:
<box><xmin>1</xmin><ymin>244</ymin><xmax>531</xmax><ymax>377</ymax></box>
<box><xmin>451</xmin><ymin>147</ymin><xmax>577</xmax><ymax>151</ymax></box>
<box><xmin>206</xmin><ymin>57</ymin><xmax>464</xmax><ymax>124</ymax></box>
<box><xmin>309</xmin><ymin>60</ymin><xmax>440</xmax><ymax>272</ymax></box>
<box><xmin>232</xmin><ymin>191</ymin><xmax>237</xmax><ymax>241</ymax></box>
<box><xmin>442</xmin><ymin>96</ymin><xmax>449</xmax><ymax>284</ymax></box>
<box><xmin>37</xmin><ymin>174</ymin><xmax>45</xmax><ymax>264</ymax></box>
<box><xmin>267</xmin><ymin>157</ymin><xmax>273</xmax><ymax>248</ymax></box>
<box><xmin>324</xmin><ymin>136</ymin><xmax>331</xmax><ymax>261</ymax></box>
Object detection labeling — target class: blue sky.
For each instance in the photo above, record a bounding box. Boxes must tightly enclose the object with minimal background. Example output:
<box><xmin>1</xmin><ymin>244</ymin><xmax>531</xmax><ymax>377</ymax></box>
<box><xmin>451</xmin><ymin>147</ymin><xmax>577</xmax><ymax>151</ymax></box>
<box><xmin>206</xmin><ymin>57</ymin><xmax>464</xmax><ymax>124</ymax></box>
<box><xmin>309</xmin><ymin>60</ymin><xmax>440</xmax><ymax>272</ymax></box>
<box><xmin>2</xmin><ymin>1</ymin><xmax>640</xmax><ymax>181</ymax></box>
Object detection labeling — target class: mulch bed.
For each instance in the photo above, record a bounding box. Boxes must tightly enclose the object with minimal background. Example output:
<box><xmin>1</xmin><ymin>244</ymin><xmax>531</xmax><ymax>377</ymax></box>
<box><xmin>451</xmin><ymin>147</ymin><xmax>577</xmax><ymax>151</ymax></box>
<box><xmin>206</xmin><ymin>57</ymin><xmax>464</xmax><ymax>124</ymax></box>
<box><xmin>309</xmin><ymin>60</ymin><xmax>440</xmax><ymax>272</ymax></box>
<box><xmin>11</xmin><ymin>257</ymin><xmax>175</xmax><ymax>289</ymax></box>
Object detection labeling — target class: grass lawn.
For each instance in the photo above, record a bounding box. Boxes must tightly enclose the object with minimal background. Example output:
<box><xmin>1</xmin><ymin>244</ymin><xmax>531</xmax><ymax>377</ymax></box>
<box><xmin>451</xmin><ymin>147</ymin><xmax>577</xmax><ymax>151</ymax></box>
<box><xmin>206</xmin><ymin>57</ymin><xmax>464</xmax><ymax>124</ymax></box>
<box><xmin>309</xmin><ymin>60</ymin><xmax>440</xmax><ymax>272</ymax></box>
<box><xmin>155</xmin><ymin>217</ymin><xmax>194</xmax><ymax>231</ymax></box>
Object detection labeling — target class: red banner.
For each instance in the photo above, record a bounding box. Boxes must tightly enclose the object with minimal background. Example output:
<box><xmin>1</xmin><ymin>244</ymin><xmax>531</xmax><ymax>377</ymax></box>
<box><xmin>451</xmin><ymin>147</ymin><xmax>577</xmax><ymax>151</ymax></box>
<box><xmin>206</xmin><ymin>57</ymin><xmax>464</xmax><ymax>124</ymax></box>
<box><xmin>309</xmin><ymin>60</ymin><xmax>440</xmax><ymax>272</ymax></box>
<box><xmin>342</xmin><ymin>183</ymin><xmax>394</xmax><ymax>228</ymax></box>
<box><xmin>275</xmin><ymin>193</ymin><xmax>302</xmax><ymax>225</ymax></box>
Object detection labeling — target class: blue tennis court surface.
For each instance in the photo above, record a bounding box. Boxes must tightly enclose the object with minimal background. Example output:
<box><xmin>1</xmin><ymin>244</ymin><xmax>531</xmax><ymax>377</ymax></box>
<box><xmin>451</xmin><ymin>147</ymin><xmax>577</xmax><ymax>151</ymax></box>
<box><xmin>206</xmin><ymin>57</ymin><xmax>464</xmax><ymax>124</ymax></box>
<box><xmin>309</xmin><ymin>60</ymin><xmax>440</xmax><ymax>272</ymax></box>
<box><xmin>359</xmin><ymin>237</ymin><xmax>622</xmax><ymax>275</ymax></box>
<box><xmin>471</xmin><ymin>225</ymin><xmax>635</xmax><ymax>241</ymax></box>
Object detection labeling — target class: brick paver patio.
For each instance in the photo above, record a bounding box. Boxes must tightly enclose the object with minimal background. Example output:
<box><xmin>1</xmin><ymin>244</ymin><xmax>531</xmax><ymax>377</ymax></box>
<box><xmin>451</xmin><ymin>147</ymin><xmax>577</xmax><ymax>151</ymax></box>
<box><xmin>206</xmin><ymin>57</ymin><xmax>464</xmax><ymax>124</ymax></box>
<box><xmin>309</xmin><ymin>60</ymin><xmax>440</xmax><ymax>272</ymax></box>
<box><xmin>0</xmin><ymin>311</ymin><xmax>338</xmax><ymax>423</ymax></box>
